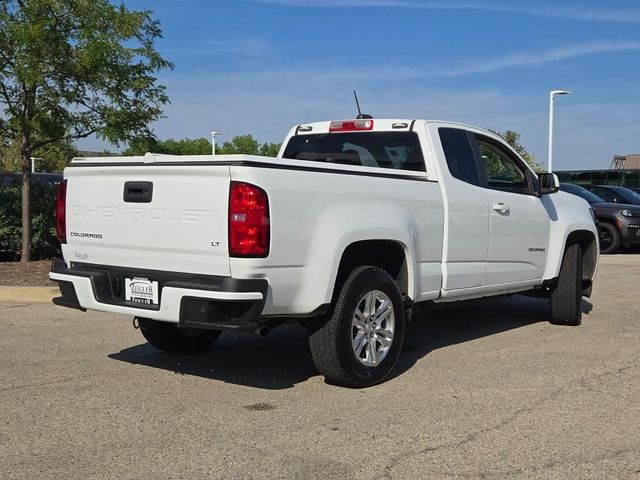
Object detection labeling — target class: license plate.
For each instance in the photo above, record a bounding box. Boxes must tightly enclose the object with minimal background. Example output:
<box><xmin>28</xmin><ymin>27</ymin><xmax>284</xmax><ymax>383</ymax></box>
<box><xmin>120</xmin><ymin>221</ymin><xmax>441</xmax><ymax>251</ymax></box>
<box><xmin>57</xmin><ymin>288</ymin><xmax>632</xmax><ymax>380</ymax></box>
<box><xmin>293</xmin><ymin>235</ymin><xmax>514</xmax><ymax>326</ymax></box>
<box><xmin>125</xmin><ymin>277</ymin><xmax>159</xmax><ymax>305</ymax></box>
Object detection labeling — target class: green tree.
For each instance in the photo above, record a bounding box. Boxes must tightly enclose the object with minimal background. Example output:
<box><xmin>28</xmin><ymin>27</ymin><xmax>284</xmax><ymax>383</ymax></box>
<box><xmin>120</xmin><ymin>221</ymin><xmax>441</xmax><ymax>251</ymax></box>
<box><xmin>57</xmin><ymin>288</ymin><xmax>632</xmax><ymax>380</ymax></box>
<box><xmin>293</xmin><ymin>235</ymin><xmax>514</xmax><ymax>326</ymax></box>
<box><xmin>1</xmin><ymin>139</ymin><xmax>77</xmax><ymax>172</ymax></box>
<box><xmin>489</xmin><ymin>129</ymin><xmax>543</xmax><ymax>172</ymax></box>
<box><xmin>218</xmin><ymin>134</ymin><xmax>260</xmax><ymax>155</ymax></box>
<box><xmin>121</xmin><ymin>136</ymin><xmax>159</xmax><ymax>156</ymax></box>
<box><xmin>34</xmin><ymin>140</ymin><xmax>78</xmax><ymax>172</ymax></box>
<box><xmin>0</xmin><ymin>0</ymin><xmax>173</xmax><ymax>261</ymax></box>
<box><xmin>122</xmin><ymin>137</ymin><xmax>211</xmax><ymax>156</ymax></box>
<box><xmin>123</xmin><ymin>134</ymin><xmax>281</xmax><ymax>157</ymax></box>
<box><xmin>258</xmin><ymin>141</ymin><xmax>281</xmax><ymax>157</ymax></box>
<box><xmin>0</xmin><ymin>139</ymin><xmax>21</xmax><ymax>171</ymax></box>
<box><xmin>161</xmin><ymin>137</ymin><xmax>212</xmax><ymax>155</ymax></box>
<box><xmin>218</xmin><ymin>134</ymin><xmax>280</xmax><ymax>157</ymax></box>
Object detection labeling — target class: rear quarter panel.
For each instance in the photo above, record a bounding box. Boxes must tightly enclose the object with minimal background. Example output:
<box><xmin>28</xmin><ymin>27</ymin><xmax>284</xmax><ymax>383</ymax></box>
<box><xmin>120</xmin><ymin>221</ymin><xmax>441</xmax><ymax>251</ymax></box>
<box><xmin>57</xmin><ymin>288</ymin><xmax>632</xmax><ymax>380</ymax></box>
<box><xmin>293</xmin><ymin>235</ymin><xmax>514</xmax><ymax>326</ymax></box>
<box><xmin>229</xmin><ymin>164</ymin><xmax>444</xmax><ymax>315</ymax></box>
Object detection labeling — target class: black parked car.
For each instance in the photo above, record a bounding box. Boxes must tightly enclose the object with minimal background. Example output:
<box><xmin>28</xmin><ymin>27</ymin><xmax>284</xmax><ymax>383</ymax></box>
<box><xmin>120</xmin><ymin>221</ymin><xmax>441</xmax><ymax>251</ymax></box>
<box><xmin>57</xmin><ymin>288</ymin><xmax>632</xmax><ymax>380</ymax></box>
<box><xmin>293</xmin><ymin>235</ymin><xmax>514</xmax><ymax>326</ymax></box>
<box><xmin>0</xmin><ymin>172</ymin><xmax>63</xmax><ymax>186</ymax></box>
<box><xmin>583</xmin><ymin>184</ymin><xmax>640</xmax><ymax>206</ymax></box>
<box><xmin>560</xmin><ymin>183</ymin><xmax>640</xmax><ymax>254</ymax></box>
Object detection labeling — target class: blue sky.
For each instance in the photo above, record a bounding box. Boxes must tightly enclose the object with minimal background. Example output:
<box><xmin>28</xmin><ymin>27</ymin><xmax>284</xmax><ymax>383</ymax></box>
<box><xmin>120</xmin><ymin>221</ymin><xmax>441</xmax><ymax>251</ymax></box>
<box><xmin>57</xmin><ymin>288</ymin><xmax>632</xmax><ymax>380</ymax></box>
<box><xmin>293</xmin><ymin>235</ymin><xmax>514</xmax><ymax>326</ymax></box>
<box><xmin>86</xmin><ymin>0</ymin><xmax>640</xmax><ymax>170</ymax></box>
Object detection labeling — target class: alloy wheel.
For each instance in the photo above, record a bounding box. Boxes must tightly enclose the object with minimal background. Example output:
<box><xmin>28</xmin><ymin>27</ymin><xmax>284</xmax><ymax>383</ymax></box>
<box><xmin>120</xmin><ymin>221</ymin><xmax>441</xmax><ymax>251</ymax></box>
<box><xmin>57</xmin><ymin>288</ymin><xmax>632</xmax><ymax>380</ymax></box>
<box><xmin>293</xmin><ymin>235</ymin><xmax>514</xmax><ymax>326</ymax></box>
<box><xmin>351</xmin><ymin>290</ymin><xmax>395</xmax><ymax>366</ymax></box>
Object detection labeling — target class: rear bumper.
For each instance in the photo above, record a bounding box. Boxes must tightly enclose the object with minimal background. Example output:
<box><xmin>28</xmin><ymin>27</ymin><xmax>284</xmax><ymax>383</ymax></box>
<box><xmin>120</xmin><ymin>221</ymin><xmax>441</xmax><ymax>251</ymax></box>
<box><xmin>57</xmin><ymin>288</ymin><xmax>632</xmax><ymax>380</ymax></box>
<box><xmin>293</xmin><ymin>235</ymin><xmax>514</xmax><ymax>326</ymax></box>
<box><xmin>49</xmin><ymin>259</ymin><xmax>268</xmax><ymax>331</ymax></box>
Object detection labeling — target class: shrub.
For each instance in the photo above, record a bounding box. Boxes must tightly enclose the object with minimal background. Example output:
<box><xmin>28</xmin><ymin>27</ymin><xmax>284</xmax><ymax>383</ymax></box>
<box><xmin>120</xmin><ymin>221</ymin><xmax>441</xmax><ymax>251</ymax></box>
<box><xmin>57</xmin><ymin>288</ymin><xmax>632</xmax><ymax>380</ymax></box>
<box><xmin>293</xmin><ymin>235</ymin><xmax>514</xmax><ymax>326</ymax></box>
<box><xmin>0</xmin><ymin>183</ymin><xmax>61</xmax><ymax>260</ymax></box>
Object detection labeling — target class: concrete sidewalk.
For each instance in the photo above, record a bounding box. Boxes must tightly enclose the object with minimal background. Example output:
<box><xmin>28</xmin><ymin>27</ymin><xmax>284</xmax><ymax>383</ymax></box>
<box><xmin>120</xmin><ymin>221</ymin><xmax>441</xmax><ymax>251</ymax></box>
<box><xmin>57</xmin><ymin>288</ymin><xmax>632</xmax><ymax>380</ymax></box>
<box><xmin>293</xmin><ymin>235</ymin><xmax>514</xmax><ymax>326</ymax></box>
<box><xmin>0</xmin><ymin>286</ymin><xmax>58</xmax><ymax>303</ymax></box>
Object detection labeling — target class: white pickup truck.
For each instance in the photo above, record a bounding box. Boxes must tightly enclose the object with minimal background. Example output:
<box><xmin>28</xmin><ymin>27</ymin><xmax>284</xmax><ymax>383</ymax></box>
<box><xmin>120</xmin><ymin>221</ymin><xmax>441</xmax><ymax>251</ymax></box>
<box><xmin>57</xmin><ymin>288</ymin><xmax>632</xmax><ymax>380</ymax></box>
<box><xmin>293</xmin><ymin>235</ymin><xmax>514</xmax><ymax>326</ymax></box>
<box><xmin>50</xmin><ymin>118</ymin><xmax>598</xmax><ymax>387</ymax></box>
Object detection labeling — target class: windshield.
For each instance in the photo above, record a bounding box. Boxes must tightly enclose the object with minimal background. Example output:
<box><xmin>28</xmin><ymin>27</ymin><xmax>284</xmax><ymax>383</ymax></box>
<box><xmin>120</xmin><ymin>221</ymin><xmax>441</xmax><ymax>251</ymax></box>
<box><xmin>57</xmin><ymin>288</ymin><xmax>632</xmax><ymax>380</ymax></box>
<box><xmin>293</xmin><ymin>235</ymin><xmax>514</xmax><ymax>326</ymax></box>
<box><xmin>282</xmin><ymin>132</ymin><xmax>426</xmax><ymax>172</ymax></box>
<box><xmin>560</xmin><ymin>184</ymin><xmax>605</xmax><ymax>204</ymax></box>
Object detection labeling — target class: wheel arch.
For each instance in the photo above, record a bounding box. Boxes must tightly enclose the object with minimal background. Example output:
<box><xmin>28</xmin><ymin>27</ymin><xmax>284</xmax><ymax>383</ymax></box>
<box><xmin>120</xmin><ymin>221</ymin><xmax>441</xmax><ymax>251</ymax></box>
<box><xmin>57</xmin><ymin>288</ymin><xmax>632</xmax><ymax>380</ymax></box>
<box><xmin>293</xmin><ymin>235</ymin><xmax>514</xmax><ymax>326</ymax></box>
<box><xmin>596</xmin><ymin>215</ymin><xmax>620</xmax><ymax>226</ymax></box>
<box><xmin>330</xmin><ymin>239</ymin><xmax>412</xmax><ymax>308</ymax></box>
<box><xmin>562</xmin><ymin>229</ymin><xmax>598</xmax><ymax>297</ymax></box>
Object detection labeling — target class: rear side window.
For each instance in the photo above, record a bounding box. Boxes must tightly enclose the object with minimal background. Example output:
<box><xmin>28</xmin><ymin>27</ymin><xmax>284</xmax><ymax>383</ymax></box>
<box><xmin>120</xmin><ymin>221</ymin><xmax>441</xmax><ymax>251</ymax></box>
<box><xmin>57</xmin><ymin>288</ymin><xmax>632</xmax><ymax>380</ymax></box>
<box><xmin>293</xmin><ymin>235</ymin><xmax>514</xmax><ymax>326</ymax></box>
<box><xmin>589</xmin><ymin>186</ymin><xmax>617</xmax><ymax>203</ymax></box>
<box><xmin>282</xmin><ymin>132</ymin><xmax>425</xmax><ymax>172</ymax></box>
<box><xmin>438</xmin><ymin>128</ymin><xmax>480</xmax><ymax>186</ymax></box>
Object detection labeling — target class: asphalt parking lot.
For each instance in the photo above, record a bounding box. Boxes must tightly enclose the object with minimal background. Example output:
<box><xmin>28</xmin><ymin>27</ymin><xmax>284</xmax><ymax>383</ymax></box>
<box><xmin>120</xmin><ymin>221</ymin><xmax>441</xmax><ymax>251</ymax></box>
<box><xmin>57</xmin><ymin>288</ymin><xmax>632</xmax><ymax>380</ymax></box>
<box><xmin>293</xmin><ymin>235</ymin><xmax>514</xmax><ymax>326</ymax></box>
<box><xmin>1</xmin><ymin>255</ymin><xmax>639</xmax><ymax>480</ymax></box>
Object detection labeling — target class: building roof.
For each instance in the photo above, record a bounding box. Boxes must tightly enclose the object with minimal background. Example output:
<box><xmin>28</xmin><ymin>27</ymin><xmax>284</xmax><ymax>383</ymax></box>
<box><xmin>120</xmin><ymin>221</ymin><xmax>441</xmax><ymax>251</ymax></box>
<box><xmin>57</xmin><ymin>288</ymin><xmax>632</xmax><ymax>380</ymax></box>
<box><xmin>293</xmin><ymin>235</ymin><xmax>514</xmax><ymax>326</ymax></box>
<box><xmin>611</xmin><ymin>154</ymin><xmax>640</xmax><ymax>169</ymax></box>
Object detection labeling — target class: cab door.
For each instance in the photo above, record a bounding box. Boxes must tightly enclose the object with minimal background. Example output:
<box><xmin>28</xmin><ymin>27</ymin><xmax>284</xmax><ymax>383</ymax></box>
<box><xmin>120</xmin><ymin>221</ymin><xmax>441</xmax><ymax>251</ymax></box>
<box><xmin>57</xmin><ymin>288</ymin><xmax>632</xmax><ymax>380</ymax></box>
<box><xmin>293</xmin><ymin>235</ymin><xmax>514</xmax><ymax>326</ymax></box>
<box><xmin>432</xmin><ymin>127</ymin><xmax>490</xmax><ymax>291</ymax></box>
<box><xmin>471</xmin><ymin>134</ymin><xmax>551</xmax><ymax>285</ymax></box>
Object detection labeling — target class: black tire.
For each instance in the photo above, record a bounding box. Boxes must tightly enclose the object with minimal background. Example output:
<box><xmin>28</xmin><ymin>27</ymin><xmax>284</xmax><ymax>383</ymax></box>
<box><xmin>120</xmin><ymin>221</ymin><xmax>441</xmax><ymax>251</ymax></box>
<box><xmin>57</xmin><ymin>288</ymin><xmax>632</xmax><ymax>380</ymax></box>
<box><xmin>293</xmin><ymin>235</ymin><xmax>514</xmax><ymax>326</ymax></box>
<box><xmin>309</xmin><ymin>266</ymin><xmax>406</xmax><ymax>388</ymax></box>
<box><xmin>137</xmin><ymin>317</ymin><xmax>221</xmax><ymax>354</ymax></box>
<box><xmin>598</xmin><ymin>222</ymin><xmax>620</xmax><ymax>254</ymax></box>
<box><xmin>550</xmin><ymin>244</ymin><xmax>583</xmax><ymax>326</ymax></box>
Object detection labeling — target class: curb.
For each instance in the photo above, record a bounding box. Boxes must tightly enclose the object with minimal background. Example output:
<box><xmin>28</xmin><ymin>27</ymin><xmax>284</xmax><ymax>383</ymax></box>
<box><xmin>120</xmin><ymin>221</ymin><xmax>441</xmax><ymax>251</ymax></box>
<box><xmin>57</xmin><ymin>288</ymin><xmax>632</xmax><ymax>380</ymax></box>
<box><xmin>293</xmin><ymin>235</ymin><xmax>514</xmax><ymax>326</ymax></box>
<box><xmin>0</xmin><ymin>286</ymin><xmax>58</xmax><ymax>304</ymax></box>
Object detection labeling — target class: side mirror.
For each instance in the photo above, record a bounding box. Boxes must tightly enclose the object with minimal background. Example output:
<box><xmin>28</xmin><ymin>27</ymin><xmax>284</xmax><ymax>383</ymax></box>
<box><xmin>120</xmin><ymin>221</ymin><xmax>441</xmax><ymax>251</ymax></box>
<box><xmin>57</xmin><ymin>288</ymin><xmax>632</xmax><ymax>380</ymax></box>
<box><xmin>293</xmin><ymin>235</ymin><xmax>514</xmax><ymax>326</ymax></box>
<box><xmin>538</xmin><ymin>172</ymin><xmax>559</xmax><ymax>194</ymax></box>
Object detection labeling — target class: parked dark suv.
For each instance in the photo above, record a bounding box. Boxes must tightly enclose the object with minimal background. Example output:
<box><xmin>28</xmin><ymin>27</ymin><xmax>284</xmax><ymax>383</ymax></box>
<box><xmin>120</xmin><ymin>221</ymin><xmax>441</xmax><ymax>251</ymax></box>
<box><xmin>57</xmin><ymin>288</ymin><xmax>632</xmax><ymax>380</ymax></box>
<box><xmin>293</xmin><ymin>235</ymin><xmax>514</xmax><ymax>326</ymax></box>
<box><xmin>0</xmin><ymin>172</ymin><xmax>63</xmax><ymax>186</ymax></box>
<box><xmin>583</xmin><ymin>184</ymin><xmax>640</xmax><ymax>206</ymax></box>
<box><xmin>560</xmin><ymin>183</ymin><xmax>640</xmax><ymax>254</ymax></box>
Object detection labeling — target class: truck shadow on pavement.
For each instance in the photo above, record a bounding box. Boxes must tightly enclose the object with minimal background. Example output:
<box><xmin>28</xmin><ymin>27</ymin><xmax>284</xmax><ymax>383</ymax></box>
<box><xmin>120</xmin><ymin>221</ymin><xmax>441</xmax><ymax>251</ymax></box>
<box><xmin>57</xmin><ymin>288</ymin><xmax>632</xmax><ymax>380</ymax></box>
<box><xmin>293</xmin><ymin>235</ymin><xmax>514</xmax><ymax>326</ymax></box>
<box><xmin>392</xmin><ymin>295</ymin><xmax>592</xmax><ymax>381</ymax></box>
<box><xmin>108</xmin><ymin>295</ymin><xmax>593</xmax><ymax>390</ymax></box>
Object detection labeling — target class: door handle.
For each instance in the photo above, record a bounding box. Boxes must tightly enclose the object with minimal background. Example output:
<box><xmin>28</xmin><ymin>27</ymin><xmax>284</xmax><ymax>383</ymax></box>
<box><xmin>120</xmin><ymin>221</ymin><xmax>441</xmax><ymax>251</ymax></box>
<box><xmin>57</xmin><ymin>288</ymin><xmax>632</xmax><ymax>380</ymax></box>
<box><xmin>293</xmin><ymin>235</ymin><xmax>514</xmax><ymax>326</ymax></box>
<box><xmin>492</xmin><ymin>203</ymin><xmax>510</xmax><ymax>214</ymax></box>
<box><xmin>123</xmin><ymin>181</ymin><xmax>153</xmax><ymax>203</ymax></box>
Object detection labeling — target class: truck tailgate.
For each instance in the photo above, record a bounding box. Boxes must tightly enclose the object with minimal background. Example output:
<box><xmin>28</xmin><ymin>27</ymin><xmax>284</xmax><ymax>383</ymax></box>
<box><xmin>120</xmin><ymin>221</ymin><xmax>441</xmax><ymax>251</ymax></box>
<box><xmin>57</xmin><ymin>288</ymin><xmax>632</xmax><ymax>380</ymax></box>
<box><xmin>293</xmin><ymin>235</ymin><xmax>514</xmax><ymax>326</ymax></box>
<box><xmin>64</xmin><ymin>165</ymin><xmax>231</xmax><ymax>277</ymax></box>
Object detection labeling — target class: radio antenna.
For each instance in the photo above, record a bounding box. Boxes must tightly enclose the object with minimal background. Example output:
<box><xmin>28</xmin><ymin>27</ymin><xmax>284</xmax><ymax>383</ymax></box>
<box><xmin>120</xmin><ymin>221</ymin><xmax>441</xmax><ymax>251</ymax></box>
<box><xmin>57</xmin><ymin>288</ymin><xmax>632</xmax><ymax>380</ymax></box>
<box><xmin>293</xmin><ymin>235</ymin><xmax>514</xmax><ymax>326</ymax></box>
<box><xmin>354</xmin><ymin>90</ymin><xmax>363</xmax><ymax>118</ymax></box>
<box><xmin>353</xmin><ymin>90</ymin><xmax>373</xmax><ymax>119</ymax></box>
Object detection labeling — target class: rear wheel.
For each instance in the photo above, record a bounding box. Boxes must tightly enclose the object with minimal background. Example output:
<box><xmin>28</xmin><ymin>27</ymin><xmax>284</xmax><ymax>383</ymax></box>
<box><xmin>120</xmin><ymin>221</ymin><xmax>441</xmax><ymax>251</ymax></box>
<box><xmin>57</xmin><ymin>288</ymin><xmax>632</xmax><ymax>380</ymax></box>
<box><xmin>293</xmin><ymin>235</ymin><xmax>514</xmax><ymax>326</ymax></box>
<box><xmin>137</xmin><ymin>317</ymin><xmax>221</xmax><ymax>354</ymax></box>
<box><xmin>308</xmin><ymin>266</ymin><xmax>406</xmax><ymax>388</ymax></box>
<box><xmin>598</xmin><ymin>222</ymin><xmax>620</xmax><ymax>254</ymax></box>
<box><xmin>550</xmin><ymin>244</ymin><xmax>583</xmax><ymax>326</ymax></box>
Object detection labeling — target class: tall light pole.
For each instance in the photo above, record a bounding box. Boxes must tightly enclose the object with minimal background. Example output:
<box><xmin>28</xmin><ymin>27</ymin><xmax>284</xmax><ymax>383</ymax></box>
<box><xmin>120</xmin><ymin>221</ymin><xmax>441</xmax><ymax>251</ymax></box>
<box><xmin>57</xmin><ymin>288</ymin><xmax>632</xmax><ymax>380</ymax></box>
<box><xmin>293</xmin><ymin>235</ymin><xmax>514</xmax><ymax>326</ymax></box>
<box><xmin>547</xmin><ymin>90</ymin><xmax>571</xmax><ymax>172</ymax></box>
<box><xmin>211</xmin><ymin>131</ymin><xmax>223</xmax><ymax>156</ymax></box>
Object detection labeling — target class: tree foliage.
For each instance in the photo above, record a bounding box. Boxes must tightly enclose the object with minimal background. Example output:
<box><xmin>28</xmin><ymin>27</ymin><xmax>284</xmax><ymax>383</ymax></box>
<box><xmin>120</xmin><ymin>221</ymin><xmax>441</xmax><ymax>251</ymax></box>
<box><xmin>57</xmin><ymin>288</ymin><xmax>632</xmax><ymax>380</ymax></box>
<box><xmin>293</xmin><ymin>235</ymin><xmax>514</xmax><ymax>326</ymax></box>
<box><xmin>122</xmin><ymin>136</ymin><xmax>211</xmax><ymax>156</ymax></box>
<box><xmin>0</xmin><ymin>183</ymin><xmax>59</xmax><ymax>260</ymax></box>
<box><xmin>123</xmin><ymin>134</ymin><xmax>281</xmax><ymax>157</ymax></box>
<box><xmin>0</xmin><ymin>0</ymin><xmax>173</xmax><ymax>260</ymax></box>
<box><xmin>0</xmin><ymin>138</ymin><xmax>77</xmax><ymax>172</ymax></box>
<box><xmin>489</xmin><ymin>129</ymin><xmax>543</xmax><ymax>172</ymax></box>
<box><xmin>218</xmin><ymin>134</ymin><xmax>280</xmax><ymax>157</ymax></box>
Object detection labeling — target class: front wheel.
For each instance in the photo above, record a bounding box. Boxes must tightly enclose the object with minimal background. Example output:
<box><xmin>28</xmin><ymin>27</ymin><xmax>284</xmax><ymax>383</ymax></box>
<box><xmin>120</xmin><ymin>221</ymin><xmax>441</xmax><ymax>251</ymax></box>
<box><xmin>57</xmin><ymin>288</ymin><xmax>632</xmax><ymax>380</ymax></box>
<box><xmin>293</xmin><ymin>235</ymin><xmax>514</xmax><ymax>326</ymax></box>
<box><xmin>549</xmin><ymin>244</ymin><xmax>583</xmax><ymax>326</ymax></box>
<box><xmin>598</xmin><ymin>222</ymin><xmax>620</xmax><ymax>254</ymax></box>
<box><xmin>137</xmin><ymin>317</ymin><xmax>221</xmax><ymax>354</ymax></box>
<box><xmin>309</xmin><ymin>266</ymin><xmax>406</xmax><ymax>388</ymax></box>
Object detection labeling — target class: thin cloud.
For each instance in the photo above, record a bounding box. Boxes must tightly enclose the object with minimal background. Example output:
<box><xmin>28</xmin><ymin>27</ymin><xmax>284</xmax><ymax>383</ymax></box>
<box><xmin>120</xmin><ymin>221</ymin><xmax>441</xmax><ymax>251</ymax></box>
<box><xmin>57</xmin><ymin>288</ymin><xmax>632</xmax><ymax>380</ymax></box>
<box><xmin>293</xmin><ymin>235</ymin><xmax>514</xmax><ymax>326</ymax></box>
<box><xmin>147</xmin><ymin>38</ymin><xmax>640</xmax><ymax>166</ymax></box>
<box><xmin>204</xmin><ymin>38</ymin><xmax>277</xmax><ymax>57</ymax></box>
<box><xmin>140</xmin><ymin>71</ymin><xmax>640</xmax><ymax>170</ymax></box>
<box><xmin>174</xmin><ymin>40</ymin><xmax>640</xmax><ymax>81</ymax></box>
<box><xmin>434</xmin><ymin>41</ymin><xmax>640</xmax><ymax>77</ymax></box>
<box><xmin>255</xmin><ymin>0</ymin><xmax>640</xmax><ymax>23</ymax></box>
<box><xmin>80</xmin><ymin>61</ymin><xmax>640</xmax><ymax>169</ymax></box>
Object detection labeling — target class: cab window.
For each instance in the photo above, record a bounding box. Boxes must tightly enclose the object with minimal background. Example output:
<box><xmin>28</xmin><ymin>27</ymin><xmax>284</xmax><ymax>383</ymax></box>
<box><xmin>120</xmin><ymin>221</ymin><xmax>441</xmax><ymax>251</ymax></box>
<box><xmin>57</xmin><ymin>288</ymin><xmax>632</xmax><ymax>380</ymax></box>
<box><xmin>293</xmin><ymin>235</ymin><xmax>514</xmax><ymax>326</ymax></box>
<box><xmin>474</xmin><ymin>135</ymin><xmax>531</xmax><ymax>194</ymax></box>
<box><xmin>438</xmin><ymin>128</ymin><xmax>481</xmax><ymax>186</ymax></box>
<box><xmin>282</xmin><ymin>132</ymin><xmax>426</xmax><ymax>172</ymax></box>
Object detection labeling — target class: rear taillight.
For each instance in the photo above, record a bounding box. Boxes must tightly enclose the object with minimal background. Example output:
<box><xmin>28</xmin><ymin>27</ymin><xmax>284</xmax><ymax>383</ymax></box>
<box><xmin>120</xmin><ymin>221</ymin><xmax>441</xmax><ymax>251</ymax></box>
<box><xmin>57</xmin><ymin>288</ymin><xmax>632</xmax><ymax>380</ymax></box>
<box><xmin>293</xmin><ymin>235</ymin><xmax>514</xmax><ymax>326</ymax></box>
<box><xmin>55</xmin><ymin>180</ymin><xmax>67</xmax><ymax>244</ymax></box>
<box><xmin>329</xmin><ymin>119</ymin><xmax>374</xmax><ymax>132</ymax></box>
<box><xmin>229</xmin><ymin>181</ymin><xmax>270</xmax><ymax>257</ymax></box>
